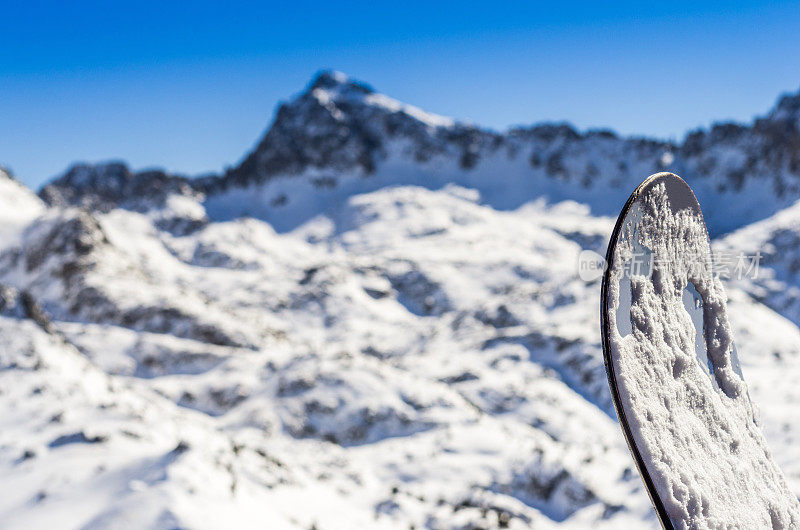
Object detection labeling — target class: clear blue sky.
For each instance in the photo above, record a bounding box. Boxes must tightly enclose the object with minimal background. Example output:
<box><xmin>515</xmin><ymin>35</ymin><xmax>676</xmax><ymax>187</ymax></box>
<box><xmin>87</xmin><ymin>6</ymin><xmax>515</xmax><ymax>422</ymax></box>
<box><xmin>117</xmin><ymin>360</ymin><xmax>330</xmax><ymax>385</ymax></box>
<box><xmin>2</xmin><ymin>1</ymin><xmax>800</xmax><ymax>189</ymax></box>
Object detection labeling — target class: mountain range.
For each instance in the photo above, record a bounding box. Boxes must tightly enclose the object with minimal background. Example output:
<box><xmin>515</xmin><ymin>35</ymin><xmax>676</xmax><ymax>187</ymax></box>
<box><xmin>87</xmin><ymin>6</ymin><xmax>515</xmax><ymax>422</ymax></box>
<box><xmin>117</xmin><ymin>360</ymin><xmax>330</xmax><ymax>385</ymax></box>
<box><xmin>1</xmin><ymin>71</ymin><xmax>799</xmax><ymax>529</ymax></box>
<box><xmin>38</xmin><ymin>70</ymin><xmax>800</xmax><ymax>236</ymax></box>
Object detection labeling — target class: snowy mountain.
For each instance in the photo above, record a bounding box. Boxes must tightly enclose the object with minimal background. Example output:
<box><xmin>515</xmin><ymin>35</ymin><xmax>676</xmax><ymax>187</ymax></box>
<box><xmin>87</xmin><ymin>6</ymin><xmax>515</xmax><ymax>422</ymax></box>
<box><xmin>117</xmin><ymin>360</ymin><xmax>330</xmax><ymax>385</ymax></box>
<box><xmin>41</xmin><ymin>71</ymin><xmax>800</xmax><ymax>234</ymax></box>
<box><xmin>3</xmin><ymin>72</ymin><xmax>800</xmax><ymax>529</ymax></box>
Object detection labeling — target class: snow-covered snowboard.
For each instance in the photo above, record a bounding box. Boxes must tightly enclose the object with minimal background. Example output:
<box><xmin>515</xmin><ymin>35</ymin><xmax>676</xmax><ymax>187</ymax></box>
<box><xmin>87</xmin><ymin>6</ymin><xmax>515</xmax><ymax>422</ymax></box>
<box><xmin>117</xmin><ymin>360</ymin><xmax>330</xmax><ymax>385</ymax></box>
<box><xmin>601</xmin><ymin>172</ymin><xmax>800</xmax><ymax>529</ymax></box>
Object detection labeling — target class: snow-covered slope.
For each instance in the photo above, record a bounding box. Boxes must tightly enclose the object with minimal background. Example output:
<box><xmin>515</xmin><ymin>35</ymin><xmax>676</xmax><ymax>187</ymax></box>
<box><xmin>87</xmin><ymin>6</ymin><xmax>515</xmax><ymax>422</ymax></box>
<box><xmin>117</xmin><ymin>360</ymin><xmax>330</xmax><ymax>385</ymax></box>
<box><xmin>0</xmin><ymin>285</ymin><xmax>296</xmax><ymax>529</ymax></box>
<box><xmin>0</xmin><ymin>168</ymin><xmax>45</xmax><ymax>243</ymax></box>
<box><xmin>716</xmin><ymin>199</ymin><xmax>800</xmax><ymax>326</ymax></box>
<box><xmin>1</xmin><ymin>182</ymin><xmax>800</xmax><ymax>528</ymax></box>
<box><xmin>4</xmin><ymin>73</ymin><xmax>800</xmax><ymax>528</ymax></box>
<box><xmin>0</xmin><ymin>186</ymin><xmax>654</xmax><ymax>529</ymax></box>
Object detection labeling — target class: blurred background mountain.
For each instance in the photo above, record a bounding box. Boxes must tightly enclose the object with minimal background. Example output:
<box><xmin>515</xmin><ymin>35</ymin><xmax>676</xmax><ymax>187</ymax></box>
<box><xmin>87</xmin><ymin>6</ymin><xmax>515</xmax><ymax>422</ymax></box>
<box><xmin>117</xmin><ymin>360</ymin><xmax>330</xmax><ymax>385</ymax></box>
<box><xmin>2</xmin><ymin>2</ymin><xmax>800</xmax><ymax>529</ymax></box>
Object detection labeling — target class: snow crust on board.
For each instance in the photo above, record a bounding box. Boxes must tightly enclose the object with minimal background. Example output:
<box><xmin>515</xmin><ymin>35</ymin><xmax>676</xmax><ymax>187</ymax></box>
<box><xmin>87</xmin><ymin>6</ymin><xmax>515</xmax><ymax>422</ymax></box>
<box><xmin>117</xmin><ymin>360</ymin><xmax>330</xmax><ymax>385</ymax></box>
<box><xmin>606</xmin><ymin>178</ymin><xmax>800</xmax><ymax>529</ymax></box>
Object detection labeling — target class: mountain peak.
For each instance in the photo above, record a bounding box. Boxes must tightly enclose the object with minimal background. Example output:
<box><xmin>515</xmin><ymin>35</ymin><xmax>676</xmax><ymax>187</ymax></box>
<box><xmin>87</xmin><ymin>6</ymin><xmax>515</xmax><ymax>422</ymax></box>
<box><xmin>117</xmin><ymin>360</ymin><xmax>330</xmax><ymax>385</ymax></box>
<box><xmin>768</xmin><ymin>87</ymin><xmax>800</xmax><ymax>123</ymax></box>
<box><xmin>0</xmin><ymin>166</ymin><xmax>16</xmax><ymax>182</ymax></box>
<box><xmin>302</xmin><ymin>70</ymin><xmax>453</xmax><ymax>128</ymax></box>
<box><xmin>308</xmin><ymin>70</ymin><xmax>372</xmax><ymax>94</ymax></box>
<box><xmin>212</xmin><ymin>70</ymin><xmax>459</xmax><ymax>191</ymax></box>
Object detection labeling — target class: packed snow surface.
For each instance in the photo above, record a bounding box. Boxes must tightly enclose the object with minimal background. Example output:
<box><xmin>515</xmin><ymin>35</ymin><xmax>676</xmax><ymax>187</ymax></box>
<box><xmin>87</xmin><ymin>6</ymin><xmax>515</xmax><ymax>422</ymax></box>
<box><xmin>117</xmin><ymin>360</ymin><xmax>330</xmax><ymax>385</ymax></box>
<box><xmin>606</xmin><ymin>175</ymin><xmax>800</xmax><ymax>529</ymax></box>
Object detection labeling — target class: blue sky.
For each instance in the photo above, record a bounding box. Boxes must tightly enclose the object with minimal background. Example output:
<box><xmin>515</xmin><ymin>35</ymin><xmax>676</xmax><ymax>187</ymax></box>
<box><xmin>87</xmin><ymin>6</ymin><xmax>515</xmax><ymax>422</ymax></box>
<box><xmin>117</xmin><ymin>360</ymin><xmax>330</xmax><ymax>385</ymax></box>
<box><xmin>2</xmin><ymin>1</ymin><xmax>800</xmax><ymax>189</ymax></box>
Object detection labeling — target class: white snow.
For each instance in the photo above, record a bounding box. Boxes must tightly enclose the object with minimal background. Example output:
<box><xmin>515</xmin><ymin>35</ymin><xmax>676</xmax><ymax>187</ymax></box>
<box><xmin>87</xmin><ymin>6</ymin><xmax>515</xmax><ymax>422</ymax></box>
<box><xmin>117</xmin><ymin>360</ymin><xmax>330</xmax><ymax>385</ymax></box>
<box><xmin>1</xmin><ymin>161</ymin><xmax>800</xmax><ymax>528</ymax></box>
<box><xmin>0</xmin><ymin>169</ymin><xmax>45</xmax><ymax>243</ymax></box>
<box><xmin>362</xmin><ymin>92</ymin><xmax>456</xmax><ymax>129</ymax></box>
<box><xmin>0</xmin><ymin>184</ymin><xmax>656</xmax><ymax>529</ymax></box>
